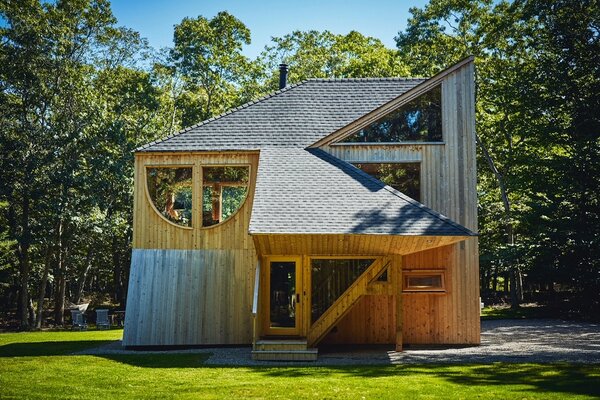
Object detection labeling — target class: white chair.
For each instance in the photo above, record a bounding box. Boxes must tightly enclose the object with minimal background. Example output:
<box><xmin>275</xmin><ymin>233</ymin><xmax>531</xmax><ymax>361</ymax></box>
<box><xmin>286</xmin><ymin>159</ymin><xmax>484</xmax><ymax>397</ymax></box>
<box><xmin>96</xmin><ymin>309</ymin><xmax>110</xmax><ymax>330</ymax></box>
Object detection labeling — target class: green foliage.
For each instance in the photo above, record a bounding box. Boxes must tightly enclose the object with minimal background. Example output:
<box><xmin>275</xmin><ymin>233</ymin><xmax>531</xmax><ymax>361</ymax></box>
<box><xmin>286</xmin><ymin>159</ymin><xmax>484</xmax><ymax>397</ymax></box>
<box><xmin>169</xmin><ymin>11</ymin><xmax>263</xmax><ymax>125</ymax></box>
<box><xmin>261</xmin><ymin>30</ymin><xmax>408</xmax><ymax>88</ymax></box>
<box><xmin>0</xmin><ymin>0</ymin><xmax>170</xmax><ymax>327</ymax></box>
<box><xmin>396</xmin><ymin>0</ymin><xmax>600</xmax><ymax>315</ymax></box>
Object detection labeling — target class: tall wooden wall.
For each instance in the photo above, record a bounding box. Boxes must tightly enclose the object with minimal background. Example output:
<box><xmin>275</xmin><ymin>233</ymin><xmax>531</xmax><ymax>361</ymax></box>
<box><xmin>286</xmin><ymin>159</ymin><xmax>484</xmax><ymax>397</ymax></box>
<box><xmin>123</xmin><ymin>152</ymin><xmax>259</xmax><ymax>346</ymax></box>
<box><xmin>124</xmin><ymin>60</ymin><xmax>479</xmax><ymax>347</ymax></box>
<box><xmin>319</xmin><ymin>60</ymin><xmax>480</xmax><ymax>345</ymax></box>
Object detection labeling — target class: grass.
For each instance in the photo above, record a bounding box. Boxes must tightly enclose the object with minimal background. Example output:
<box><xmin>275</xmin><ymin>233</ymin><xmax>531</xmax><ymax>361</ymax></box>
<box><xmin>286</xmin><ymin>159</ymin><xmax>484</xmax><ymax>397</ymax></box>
<box><xmin>480</xmin><ymin>303</ymin><xmax>552</xmax><ymax>320</ymax></box>
<box><xmin>1</xmin><ymin>331</ymin><xmax>599</xmax><ymax>399</ymax></box>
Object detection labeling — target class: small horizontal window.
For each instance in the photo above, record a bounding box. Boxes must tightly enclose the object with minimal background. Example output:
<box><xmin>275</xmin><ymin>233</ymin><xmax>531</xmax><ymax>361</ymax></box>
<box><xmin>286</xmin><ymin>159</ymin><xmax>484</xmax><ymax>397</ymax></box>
<box><xmin>403</xmin><ymin>271</ymin><xmax>445</xmax><ymax>292</ymax></box>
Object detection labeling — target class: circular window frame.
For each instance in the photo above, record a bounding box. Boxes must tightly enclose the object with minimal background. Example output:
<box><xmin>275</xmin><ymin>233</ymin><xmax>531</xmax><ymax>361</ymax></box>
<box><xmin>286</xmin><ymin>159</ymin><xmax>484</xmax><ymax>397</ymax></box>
<box><xmin>144</xmin><ymin>165</ymin><xmax>194</xmax><ymax>230</ymax></box>
<box><xmin>199</xmin><ymin>163</ymin><xmax>252</xmax><ymax>230</ymax></box>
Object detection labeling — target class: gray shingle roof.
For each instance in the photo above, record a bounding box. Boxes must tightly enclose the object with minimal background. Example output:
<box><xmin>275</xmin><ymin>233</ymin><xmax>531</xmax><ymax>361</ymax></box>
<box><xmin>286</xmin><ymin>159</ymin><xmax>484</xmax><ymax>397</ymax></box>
<box><xmin>249</xmin><ymin>147</ymin><xmax>475</xmax><ymax>236</ymax></box>
<box><xmin>137</xmin><ymin>78</ymin><xmax>425</xmax><ymax>152</ymax></box>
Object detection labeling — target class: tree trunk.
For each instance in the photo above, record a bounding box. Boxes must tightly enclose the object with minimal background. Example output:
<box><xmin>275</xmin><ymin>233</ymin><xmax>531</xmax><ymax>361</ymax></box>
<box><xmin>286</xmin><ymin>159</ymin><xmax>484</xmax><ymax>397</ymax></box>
<box><xmin>492</xmin><ymin>266</ymin><xmax>498</xmax><ymax>293</ymax></box>
<box><xmin>74</xmin><ymin>247</ymin><xmax>93</xmax><ymax>304</ymax></box>
<box><xmin>35</xmin><ymin>247</ymin><xmax>53</xmax><ymax>329</ymax></box>
<box><xmin>476</xmin><ymin>133</ymin><xmax>519</xmax><ymax>308</ymax></box>
<box><xmin>28</xmin><ymin>297</ymin><xmax>35</xmax><ymax>325</ymax></box>
<box><xmin>112</xmin><ymin>236</ymin><xmax>123</xmax><ymax>306</ymax></box>
<box><xmin>54</xmin><ymin>274</ymin><xmax>66</xmax><ymax>326</ymax></box>
<box><xmin>53</xmin><ymin>220</ymin><xmax>65</xmax><ymax>325</ymax></box>
<box><xmin>17</xmin><ymin>194</ymin><xmax>31</xmax><ymax>330</ymax></box>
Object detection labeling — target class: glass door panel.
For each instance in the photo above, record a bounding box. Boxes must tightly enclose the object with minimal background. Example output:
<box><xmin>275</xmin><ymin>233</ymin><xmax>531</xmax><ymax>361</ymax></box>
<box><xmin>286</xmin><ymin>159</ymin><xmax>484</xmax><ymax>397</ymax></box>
<box><xmin>265</xmin><ymin>257</ymin><xmax>302</xmax><ymax>336</ymax></box>
<box><xmin>269</xmin><ymin>261</ymin><xmax>296</xmax><ymax>328</ymax></box>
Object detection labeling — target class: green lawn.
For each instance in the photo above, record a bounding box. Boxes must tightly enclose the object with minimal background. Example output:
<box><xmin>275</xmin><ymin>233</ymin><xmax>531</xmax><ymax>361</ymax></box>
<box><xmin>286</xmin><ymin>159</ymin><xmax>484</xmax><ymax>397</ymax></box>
<box><xmin>1</xmin><ymin>331</ymin><xmax>599</xmax><ymax>399</ymax></box>
<box><xmin>480</xmin><ymin>304</ymin><xmax>555</xmax><ymax>320</ymax></box>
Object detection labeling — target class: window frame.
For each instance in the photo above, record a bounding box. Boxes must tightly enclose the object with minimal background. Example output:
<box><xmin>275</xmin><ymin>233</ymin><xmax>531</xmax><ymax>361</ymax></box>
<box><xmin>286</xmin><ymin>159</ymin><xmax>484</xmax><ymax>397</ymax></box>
<box><xmin>331</xmin><ymin>83</ymin><xmax>445</xmax><ymax>146</ymax></box>
<box><xmin>351</xmin><ymin>161</ymin><xmax>422</xmax><ymax>202</ymax></box>
<box><xmin>199</xmin><ymin>163</ymin><xmax>252</xmax><ymax>230</ymax></box>
<box><xmin>144</xmin><ymin>162</ymin><xmax>252</xmax><ymax>230</ymax></box>
<box><xmin>144</xmin><ymin>165</ymin><xmax>194</xmax><ymax>230</ymax></box>
<box><xmin>308</xmin><ymin>256</ymin><xmax>380</xmax><ymax>326</ymax></box>
<box><xmin>402</xmin><ymin>269</ymin><xmax>446</xmax><ymax>293</ymax></box>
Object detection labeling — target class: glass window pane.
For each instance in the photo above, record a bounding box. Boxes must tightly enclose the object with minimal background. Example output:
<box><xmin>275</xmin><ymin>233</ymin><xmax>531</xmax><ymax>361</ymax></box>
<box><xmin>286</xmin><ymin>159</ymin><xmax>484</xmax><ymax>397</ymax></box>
<box><xmin>270</xmin><ymin>261</ymin><xmax>296</xmax><ymax>328</ymax></box>
<box><xmin>202</xmin><ymin>166</ymin><xmax>249</xmax><ymax>227</ymax></box>
<box><xmin>341</xmin><ymin>86</ymin><xmax>442</xmax><ymax>143</ymax></box>
<box><xmin>311</xmin><ymin>258</ymin><xmax>375</xmax><ymax>324</ymax></box>
<box><xmin>146</xmin><ymin>167</ymin><xmax>193</xmax><ymax>227</ymax></box>
<box><xmin>404</xmin><ymin>273</ymin><xmax>444</xmax><ymax>291</ymax></box>
<box><xmin>354</xmin><ymin>163</ymin><xmax>420</xmax><ymax>201</ymax></box>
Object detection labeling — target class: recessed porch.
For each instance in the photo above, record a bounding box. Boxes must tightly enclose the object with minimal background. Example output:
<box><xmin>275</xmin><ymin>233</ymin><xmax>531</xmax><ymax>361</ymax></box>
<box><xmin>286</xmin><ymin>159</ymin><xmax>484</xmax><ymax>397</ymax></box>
<box><xmin>250</xmin><ymin>233</ymin><xmax>469</xmax><ymax>361</ymax></box>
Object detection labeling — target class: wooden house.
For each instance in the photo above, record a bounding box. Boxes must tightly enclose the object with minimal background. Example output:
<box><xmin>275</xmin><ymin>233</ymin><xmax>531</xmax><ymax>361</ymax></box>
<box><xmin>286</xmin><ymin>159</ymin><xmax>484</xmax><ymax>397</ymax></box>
<box><xmin>123</xmin><ymin>57</ymin><xmax>480</xmax><ymax>360</ymax></box>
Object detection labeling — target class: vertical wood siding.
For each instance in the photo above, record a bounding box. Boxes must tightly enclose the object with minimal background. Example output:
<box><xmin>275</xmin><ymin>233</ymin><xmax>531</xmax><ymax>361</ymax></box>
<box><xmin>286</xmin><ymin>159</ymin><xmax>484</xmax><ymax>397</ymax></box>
<box><xmin>125</xmin><ymin>60</ymin><xmax>478</xmax><ymax>346</ymax></box>
<box><xmin>320</xmin><ymin>62</ymin><xmax>480</xmax><ymax>345</ymax></box>
<box><xmin>124</xmin><ymin>152</ymin><xmax>259</xmax><ymax>346</ymax></box>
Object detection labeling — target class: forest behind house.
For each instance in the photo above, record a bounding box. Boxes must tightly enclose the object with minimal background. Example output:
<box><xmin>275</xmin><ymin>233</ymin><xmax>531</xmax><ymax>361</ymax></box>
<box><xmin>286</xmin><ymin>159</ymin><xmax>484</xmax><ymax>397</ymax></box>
<box><xmin>0</xmin><ymin>0</ymin><xmax>598</xmax><ymax>329</ymax></box>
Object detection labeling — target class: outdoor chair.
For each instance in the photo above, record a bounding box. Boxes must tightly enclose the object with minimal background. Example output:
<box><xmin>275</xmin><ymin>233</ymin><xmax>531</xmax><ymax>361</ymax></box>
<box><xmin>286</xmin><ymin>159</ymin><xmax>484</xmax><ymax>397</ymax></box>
<box><xmin>95</xmin><ymin>309</ymin><xmax>110</xmax><ymax>330</ymax></box>
<box><xmin>70</xmin><ymin>309</ymin><xmax>88</xmax><ymax>330</ymax></box>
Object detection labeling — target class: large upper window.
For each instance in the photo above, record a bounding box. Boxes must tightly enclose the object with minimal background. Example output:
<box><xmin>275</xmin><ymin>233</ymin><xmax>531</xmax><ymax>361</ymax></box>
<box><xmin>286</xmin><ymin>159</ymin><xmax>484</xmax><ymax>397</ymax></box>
<box><xmin>340</xmin><ymin>85</ymin><xmax>442</xmax><ymax>143</ymax></box>
<box><xmin>202</xmin><ymin>166</ymin><xmax>249</xmax><ymax>227</ymax></box>
<box><xmin>353</xmin><ymin>163</ymin><xmax>421</xmax><ymax>202</ymax></box>
<box><xmin>146</xmin><ymin>167</ymin><xmax>193</xmax><ymax>227</ymax></box>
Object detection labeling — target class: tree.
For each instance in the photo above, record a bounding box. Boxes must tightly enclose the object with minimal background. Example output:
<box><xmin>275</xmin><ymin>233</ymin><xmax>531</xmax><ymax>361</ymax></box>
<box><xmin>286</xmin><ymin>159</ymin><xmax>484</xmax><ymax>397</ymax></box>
<box><xmin>395</xmin><ymin>0</ymin><xmax>600</xmax><ymax>315</ymax></box>
<box><xmin>261</xmin><ymin>30</ymin><xmax>407</xmax><ymax>88</ymax></box>
<box><xmin>506</xmin><ymin>0</ymin><xmax>600</xmax><ymax>314</ymax></box>
<box><xmin>169</xmin><ymin>11</ymin><xmax>260</xmax><ymax>125</ymax></box>
<box><xmin>0</xmin><ymin>0</ymin><xmax>167</xmax><ymax>328</ymax></box>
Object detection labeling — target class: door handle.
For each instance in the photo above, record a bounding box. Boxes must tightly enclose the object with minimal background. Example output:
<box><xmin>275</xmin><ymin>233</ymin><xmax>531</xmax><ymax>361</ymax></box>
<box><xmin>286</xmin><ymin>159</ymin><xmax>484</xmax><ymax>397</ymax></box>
<box><xmin>296</xmin><ymin>293</ymin><xmax>301</xmax><ymax>304</ymax></box>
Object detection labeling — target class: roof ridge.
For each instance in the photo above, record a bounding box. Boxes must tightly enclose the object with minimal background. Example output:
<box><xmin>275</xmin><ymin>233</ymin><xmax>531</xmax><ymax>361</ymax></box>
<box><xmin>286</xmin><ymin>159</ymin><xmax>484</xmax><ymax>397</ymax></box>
<box><xmin>135</xmin><ymin>80</ymin><xmax>310</xmax><ymax>152</ymax></box>
<box><xmin>306</xmin><ymin>148</ymin><xmax>476</xmax><ymax>236</ymax></box>
<box><xmin>305</xmin><ymin>77</ymin><xmax>428</xmax><ymax>82</ymax></box>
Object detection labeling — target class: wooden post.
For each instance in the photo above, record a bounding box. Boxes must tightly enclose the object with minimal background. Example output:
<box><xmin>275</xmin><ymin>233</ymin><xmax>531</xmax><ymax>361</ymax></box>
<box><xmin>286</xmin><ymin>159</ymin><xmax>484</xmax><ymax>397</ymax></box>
<box><xmin>211</xmin><ymin>183</ymin><xmax>220</xmax><ymax>221</ymax></box>
<box><xmin>395</xmin><ymin>255</ymin><xmax>403</xmax><ymax>352</ymax></box>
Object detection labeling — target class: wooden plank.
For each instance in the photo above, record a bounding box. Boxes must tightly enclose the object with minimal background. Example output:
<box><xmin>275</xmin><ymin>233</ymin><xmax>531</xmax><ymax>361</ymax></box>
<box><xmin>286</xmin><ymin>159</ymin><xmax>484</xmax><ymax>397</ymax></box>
<box><xmin>307</xmin><ymin>258</ymin><xmax>388</xmax><ymax>347</ymax></box>
<box><xmin>252</xmin><ymin>234</ymin><xmax>467</xmax><ymax>256</ymax></box>
<box><xmin>395</xmin><ymin>255</ymin><xmax>403</xmax><ymax>351</ymax></box>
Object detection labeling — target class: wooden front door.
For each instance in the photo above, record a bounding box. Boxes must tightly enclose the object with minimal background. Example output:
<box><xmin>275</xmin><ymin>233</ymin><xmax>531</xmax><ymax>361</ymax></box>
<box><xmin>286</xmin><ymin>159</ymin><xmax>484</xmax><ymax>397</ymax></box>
<box><xmin>263</xmin><ymin>256</ymin><xmax>303</xmax><ymax>336</ymax></box>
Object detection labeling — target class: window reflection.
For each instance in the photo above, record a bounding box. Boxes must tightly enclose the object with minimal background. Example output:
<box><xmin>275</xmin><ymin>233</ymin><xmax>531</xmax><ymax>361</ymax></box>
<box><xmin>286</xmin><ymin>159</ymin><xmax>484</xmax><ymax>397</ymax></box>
<box><xmin>202</xmin><ymin>166</ymin><xmax>249</xmax><ymax>227</ymax></box>
<box><xmin>342</xmin><ymin>86</ymin><xmax>442</xmax><ymax>143</ymax></box>
<box><xmin>146</xmin><ymin>167</ymin><xmax>193</xmax><ymax>227</ymax></box>
<box><xmin>354</xmin><ymin>163</ymin><xmax>421</xmax><ymax>201</ymax></box>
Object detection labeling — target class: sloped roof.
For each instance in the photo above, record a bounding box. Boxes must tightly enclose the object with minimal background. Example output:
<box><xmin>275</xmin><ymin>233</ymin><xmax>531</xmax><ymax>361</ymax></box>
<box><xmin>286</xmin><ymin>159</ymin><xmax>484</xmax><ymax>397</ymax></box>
<box><xmin>249</xmin><ymin>147</ymin><xmax>475</xmax><ymax>236</ymax></box>
<box><xmin>137</xmin><ymin>78</ymin><xmax>425</xmax><ymax>152</ymax></box>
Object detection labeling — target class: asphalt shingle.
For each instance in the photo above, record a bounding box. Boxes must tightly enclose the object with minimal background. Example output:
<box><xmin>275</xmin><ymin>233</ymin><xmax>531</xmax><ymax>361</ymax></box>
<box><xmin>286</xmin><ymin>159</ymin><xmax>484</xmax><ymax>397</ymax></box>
<box><xmin>137</xmin><ymin>77</ymin><xmax>474</xmax><ymax>237</ymax></box>
<box><xmin>137</xmin><ymin>78</ymin><xmax>425</xmax><ymax>152</ymax></box>
<box><xmin>249</xmin><ymin>147</ymin><xmax>475</xmax><ymax>236</ymax></box>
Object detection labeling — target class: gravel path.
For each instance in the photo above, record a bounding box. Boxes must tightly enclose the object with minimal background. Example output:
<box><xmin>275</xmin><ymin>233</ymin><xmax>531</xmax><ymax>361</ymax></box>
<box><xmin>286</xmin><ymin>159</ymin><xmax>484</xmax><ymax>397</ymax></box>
<box><xmin>78</xmin><ymin>319</ymin><xmax>600</xmax><ymax>365</ymax></box>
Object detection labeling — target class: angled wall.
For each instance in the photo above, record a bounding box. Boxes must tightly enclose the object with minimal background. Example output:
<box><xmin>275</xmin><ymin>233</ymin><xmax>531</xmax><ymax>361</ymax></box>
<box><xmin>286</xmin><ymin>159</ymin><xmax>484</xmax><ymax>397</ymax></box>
<box><xmin>123</xmin><ymin>152</ymin><xmax>259</xmax><ymax>346</ymax></box>
<box><xmin>319</xmin><ymin>60</ymin><xmax>480</xmax><ymax>344</ymax></box>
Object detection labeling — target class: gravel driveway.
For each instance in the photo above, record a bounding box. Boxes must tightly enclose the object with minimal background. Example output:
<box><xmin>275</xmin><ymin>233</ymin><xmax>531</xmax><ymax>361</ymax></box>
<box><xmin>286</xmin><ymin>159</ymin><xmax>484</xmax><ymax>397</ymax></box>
<box><xmin>81</xmin><ymin>319</ymin><xmax>600</xmax><ymax>365</ymax></box>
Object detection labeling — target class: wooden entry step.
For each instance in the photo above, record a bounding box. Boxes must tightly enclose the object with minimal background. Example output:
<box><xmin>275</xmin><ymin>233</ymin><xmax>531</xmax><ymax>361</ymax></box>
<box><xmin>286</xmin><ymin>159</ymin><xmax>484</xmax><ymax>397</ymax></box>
<box><xmin>252</xmin><ymin>340</ymin><xmax>318</xmax><ymax>361</ymax></box>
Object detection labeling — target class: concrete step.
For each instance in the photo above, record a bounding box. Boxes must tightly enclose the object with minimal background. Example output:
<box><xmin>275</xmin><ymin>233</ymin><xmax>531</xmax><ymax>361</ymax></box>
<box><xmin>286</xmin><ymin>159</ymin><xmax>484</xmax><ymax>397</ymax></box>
<box><xmin>254</xmin><ymin>340</ymin><xmax>309</xmax><ymax>352</ymax></box>
<box><xmin>251</xmin><ymin>349</ymin><xmax>318</xmax><ymax>361</ymax></box>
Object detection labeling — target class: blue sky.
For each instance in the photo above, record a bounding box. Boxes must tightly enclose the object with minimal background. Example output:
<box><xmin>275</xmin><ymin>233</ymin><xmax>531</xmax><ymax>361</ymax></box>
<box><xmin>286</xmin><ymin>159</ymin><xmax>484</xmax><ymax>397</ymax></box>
<box><xmin>110</xmin><ymin>0</ymin><xmax>429</xmax><ymax>59</ymax></box>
